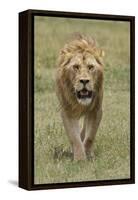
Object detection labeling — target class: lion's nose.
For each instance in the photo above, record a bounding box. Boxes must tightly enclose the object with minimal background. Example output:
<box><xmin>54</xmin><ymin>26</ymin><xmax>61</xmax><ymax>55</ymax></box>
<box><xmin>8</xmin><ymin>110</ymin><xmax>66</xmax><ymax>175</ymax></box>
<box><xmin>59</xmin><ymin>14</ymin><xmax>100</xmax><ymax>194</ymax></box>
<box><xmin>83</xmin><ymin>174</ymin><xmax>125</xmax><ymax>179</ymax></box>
<box><xmin>80</xmin><ymin>79</ymin><xmax>89</xmax><ymax>85</ymax></box>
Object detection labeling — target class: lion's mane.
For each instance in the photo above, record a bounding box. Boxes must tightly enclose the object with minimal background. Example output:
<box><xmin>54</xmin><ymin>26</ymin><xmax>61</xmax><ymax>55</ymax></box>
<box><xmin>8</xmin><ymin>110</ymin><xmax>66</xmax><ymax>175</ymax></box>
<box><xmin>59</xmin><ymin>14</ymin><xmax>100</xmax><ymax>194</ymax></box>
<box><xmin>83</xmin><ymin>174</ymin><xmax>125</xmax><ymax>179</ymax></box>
<box><xmin>56</xmin><ymin>34</ymin><xmax>104</xmax><ymax>118</ymax></box>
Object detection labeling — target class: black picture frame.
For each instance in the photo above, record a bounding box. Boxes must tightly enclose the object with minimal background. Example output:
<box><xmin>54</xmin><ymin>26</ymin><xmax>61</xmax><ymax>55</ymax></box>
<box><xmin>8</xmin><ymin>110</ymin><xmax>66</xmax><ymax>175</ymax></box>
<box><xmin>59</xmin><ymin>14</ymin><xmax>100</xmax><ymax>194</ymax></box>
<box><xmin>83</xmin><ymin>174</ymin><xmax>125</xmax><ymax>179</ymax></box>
<box><xmin>19</xmin><ymin>9</ymin><xmax>135</xmax><ymax>190</ymax></box>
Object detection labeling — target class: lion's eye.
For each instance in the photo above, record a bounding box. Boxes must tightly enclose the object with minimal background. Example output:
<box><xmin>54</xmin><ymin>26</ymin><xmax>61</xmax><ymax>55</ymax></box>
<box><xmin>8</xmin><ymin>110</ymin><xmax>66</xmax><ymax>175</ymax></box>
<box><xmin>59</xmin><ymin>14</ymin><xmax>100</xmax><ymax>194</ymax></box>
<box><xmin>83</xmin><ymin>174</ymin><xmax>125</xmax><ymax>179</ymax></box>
<box><xmin>73</xmin><ymin>64</ymin><xmax>79</xmax><ymax>70</ymax></box>
<box><xmin>88</xmin><ymin>64</ymin><xmax>94</xmax><ymax>71</ymax></box>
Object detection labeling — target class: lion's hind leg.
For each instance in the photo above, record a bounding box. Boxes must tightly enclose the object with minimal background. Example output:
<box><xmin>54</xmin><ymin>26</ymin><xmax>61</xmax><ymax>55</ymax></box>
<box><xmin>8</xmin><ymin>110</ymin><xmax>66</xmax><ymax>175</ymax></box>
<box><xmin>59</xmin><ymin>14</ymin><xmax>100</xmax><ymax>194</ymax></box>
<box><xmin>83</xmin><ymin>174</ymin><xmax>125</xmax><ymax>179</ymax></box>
<box><xmin>83</xmin><ymin>109</ymin><xmax>102</xmax><ymax>158</ymax></box>
<box><xmin>80</xmin><ymin>117</ymin><xmax>86</xmax><ymax>142</ymax></box>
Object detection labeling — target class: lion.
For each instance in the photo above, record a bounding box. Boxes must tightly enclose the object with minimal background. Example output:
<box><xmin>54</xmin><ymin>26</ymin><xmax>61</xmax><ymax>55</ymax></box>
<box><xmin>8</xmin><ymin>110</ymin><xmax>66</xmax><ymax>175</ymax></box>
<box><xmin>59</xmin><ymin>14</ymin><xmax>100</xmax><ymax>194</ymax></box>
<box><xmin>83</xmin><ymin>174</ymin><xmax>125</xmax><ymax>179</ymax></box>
<box><xmin>56</xmin><ymin>34</ymin><xmax>104</xmax><ymax>160</ymax></box>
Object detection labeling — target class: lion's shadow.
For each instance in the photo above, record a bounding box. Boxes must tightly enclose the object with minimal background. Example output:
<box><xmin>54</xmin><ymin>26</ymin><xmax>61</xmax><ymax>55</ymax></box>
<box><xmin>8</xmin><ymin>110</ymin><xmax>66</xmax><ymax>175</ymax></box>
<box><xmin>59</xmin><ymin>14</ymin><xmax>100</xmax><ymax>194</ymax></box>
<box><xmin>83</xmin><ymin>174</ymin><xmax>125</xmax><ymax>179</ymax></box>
<box><xmin>53</xmin><ymin>146</ymin><xmax>95</xmax><ymax>161</ymax></box>
<box><xmin>53</xmin><ymin>146</ymin><xmax>73</xmax><ymax>160</ymax></box>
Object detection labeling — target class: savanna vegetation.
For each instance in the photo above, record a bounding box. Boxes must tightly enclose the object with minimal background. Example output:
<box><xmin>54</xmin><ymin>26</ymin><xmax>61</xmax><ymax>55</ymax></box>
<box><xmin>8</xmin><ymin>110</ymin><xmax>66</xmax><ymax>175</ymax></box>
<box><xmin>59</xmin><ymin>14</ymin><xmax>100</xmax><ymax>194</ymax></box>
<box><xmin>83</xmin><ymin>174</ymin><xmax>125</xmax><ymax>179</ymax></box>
<box><xmin>34</xmin><ymin>16</ymin><xmax>130</xmax><ymax>184</ymax></box>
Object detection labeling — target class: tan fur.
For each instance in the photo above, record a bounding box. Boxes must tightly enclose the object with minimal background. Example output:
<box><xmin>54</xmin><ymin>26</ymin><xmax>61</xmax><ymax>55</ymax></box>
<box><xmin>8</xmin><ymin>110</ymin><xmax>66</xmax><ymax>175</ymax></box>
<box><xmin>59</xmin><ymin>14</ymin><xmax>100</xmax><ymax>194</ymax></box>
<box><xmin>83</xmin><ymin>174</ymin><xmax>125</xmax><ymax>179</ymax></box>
<box><xmin>56</xmin><ymin>34</ymin><xmax>104</xmax><ymax>160</ymax></box>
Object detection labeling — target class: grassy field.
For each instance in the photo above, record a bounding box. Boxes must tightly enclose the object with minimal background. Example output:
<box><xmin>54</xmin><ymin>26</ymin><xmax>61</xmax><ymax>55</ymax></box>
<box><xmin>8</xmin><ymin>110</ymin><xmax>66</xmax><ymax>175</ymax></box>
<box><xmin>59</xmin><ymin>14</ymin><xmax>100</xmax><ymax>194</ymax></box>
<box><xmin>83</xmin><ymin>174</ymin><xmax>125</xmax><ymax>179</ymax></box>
<box><xmin>34</xmin><ymin>16</ymin><xmax>130</xmax><ymax>184</ymax></box>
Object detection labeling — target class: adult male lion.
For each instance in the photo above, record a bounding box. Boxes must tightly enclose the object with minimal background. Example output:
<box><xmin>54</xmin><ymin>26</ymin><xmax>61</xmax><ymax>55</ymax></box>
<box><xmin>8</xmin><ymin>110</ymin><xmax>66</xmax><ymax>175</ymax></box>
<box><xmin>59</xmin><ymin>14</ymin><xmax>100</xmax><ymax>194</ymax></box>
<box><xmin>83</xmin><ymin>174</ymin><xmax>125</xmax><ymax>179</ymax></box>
<box><xmin>56</xmin><ymin>34</ymin><xmax>104</xmax><ymax>160</ymax></box>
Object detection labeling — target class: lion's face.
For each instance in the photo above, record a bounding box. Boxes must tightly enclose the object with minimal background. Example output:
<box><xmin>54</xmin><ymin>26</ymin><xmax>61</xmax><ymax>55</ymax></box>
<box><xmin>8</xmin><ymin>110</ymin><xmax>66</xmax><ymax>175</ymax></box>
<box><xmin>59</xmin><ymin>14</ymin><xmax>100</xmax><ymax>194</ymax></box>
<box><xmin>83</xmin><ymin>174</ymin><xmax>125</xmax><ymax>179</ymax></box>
<box><xmin>66</xmin><ymin>52</ymin><xmax>103</xmax><ymax>106</ymax></box>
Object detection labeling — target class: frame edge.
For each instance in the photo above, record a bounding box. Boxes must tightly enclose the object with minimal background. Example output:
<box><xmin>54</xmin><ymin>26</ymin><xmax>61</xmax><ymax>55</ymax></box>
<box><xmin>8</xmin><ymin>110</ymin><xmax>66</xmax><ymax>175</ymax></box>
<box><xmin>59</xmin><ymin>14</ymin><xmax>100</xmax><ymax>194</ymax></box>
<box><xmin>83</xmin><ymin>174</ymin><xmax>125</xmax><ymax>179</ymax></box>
<box><xmin>19</xmin><ymin>10</ymin><xmax>33</xmax><ymax>190</ymax></box>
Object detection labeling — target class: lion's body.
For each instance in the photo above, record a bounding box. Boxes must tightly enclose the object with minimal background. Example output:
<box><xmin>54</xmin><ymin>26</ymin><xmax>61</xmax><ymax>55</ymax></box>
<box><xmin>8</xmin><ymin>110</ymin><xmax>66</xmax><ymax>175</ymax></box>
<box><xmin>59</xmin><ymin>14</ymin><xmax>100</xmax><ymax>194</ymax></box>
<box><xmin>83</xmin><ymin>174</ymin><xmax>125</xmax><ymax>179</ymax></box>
<box><xmin>56</xmin><ymin>34</ymin><xmax>104</xmax><ymax>160</ymax></box>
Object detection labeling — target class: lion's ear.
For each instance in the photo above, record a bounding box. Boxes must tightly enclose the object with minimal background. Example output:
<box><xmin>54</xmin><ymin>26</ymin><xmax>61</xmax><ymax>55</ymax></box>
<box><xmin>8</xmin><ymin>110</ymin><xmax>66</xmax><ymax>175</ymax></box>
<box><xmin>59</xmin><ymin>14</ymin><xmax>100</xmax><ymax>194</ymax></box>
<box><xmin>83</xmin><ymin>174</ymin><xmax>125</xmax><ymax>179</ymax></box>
<box><xmin>95</xmin><ymin>49</ymin><xmax>105</xmax><ymax>65</ymax></box>
<box><xmin>58</xmin><ymin>50</ymin><xmax>72</xmax><ymax>67</ymax></box>
<box><xmin>100</xmin><ymin>49</ymin><xmax>105</xmax><ymax>57</ymax></box>
<box><xmin>60</xmin><ymin>49</ymin><xmax>66</xmax><ymax>55</ymax></box>
<box><xmin>98</xmin><ymin>49</ymin><xmax>105</xmax><ymax>58</ymax></box>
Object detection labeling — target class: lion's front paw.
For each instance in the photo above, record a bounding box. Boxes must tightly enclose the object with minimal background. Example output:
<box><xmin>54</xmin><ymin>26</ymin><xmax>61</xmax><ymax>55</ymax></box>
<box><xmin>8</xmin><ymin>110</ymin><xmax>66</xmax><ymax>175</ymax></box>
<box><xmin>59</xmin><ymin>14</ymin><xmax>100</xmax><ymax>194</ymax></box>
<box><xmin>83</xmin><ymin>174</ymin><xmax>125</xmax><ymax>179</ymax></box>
<box><xmin>73</xmin><ymin>147</ymin><xmax>86</xmax><ymax>160</ymax></box>
<box><xmin>86</xmin><ymin>150</ymin><xmax>95</xmax><ymax>160</ymax></box>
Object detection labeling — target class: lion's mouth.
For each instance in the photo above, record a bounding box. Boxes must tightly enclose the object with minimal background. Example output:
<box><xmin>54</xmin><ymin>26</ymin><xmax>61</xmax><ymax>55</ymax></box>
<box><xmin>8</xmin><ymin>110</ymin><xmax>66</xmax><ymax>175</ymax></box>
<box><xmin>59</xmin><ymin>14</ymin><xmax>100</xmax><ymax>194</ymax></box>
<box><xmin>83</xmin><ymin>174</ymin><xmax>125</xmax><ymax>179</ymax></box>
<box><xmin>76</xmin><ymin>88</ymin><xmax>93</xmax><ymax>99</ymax></box>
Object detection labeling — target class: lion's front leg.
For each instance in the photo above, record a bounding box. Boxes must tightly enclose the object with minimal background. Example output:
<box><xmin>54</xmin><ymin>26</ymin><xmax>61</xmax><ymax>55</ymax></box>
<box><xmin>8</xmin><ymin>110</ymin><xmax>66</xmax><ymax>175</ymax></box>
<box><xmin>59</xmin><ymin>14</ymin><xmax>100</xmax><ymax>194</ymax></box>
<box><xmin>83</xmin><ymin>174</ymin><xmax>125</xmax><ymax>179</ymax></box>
<box><xmin>61</xmin><ymin>111</ymin><xmax>86</xmax><ymax>160</ymax></box>
<box><xmin>83</xmin><ymin>109</ymin><xmax>102</xmax><ymax>157</ymax></box>
<box><xmin>80</xmin><ymin>117</ymin><xmax>86</xmax><ymax>141</ymax></box>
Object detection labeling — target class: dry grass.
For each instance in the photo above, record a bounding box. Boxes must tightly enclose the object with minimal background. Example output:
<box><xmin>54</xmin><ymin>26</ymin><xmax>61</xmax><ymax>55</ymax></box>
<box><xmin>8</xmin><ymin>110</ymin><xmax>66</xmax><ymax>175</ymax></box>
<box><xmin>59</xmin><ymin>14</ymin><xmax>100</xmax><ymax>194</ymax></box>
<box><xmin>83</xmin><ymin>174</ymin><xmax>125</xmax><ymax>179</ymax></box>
<box><xmin>34</xmin><ymin>16</ymin><xmax>130</xmax><ymax>184</ymax></box>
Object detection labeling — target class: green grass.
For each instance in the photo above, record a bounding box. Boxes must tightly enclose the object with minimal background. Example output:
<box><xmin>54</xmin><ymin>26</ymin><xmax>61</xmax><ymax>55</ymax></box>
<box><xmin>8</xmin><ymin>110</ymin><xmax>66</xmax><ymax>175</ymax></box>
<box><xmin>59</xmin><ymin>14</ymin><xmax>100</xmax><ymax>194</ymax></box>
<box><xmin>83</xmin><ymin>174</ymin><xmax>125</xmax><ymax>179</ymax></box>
<box><xmin>34</xmin><ymin>16</ymin><xmax>130</xmax><ymax>184</ymax></box>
